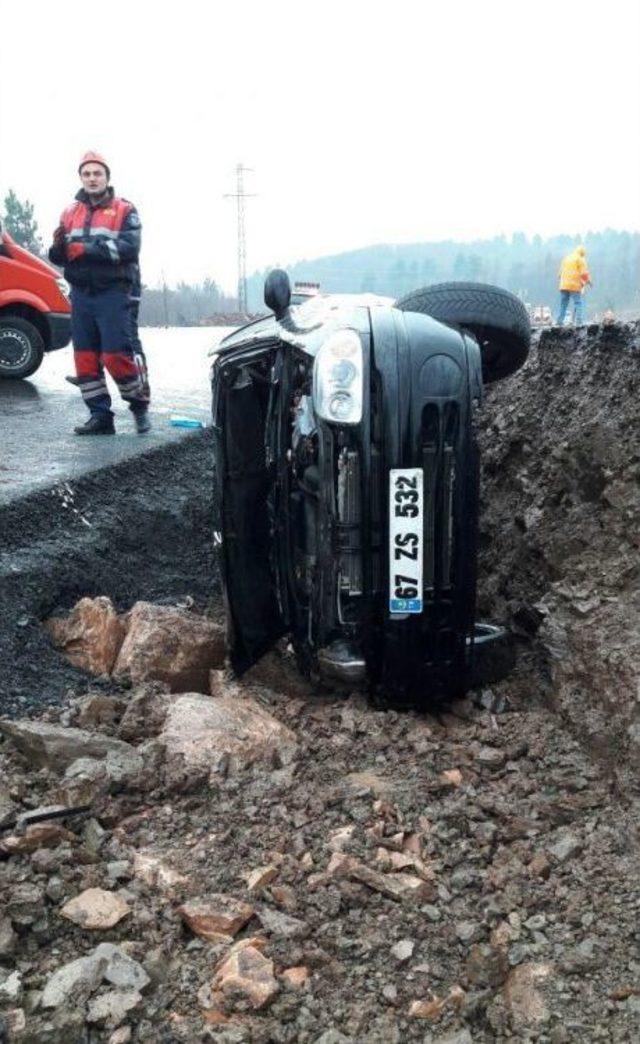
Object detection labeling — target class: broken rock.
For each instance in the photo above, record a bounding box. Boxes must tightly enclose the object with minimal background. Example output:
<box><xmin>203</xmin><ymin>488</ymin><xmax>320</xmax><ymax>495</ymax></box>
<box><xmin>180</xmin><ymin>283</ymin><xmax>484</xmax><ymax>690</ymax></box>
<box><xmin>548</xmin><ymin>832</ymin><xmax>582</xmax><ymax>864</ymax></box>
<box><xmin>7</xmin><ymin>883</ymin><xmax>45</xmax><ymax>927</ymax></box>
<box><xmin>160</xmin><ymin>693</ymin><xmax>296</xmax><ymax>782</ymax></box>
<box><xmin>77</xmin><ymin>693</ymin><xmax>125</xmax><ymax>729</ymax></box>
<box><xmin>281</xmin><ymin>965</ymin><xmax>310</xmax><ymax>989</ymax></box>
<box><xmin>257</xmin><ymin>906</ymin><xmax>308</xmax><ymax>939</ymax></box>
<box><xmin>503</xmin><ymin>962</ymin><xmax>552</xmax><ymax>1030</ymax></box>
<box><xmin>213</xmin><ymin>943</ymin><xmax>279</xmax><ymax>1010</ymax></box>
<box><xmin>178</xmin><ymin>894</ymin><xmax>254</xmax><ymax>941</ymax></box>
<box><xmin>3</xmin><ymin>1009</ymin><xmax>26</xmax><ymax>1038</ymax></box>
<box><xmin>117</xmin><ymin>685</ymin><xmax>171</xmax><ymax>741</ymax></box>
<box><xmin>133</xmin><ymin>851</ymin><xmax>188</xmax><ymax>894</ymax></box>
<box><xmin>113</xmin><ymin>601</ymin><xmax>225</xmax><ymax>692</ymax></box>
<box><xmin>45</xmin><ymin>596</ymin><xmax>126</xmax><ymax>676</ymax></box>
<box><xmin>87</xmin><ymin>988</ymin><xmax>143</xmax><ymax>1027</ymax></box>
<box><xmin>349</xmin><ymin>861</ymin><xmax>435</xmax><ymax>903</ymax></box>
<box><xmin>0</xmin><ymin>785</ymin><xmax>16</xmax><ymax>827</ymax></box>
<box><xmin>58</xmin><ymin>757</ymin><xmax>109</xmax><ymax>806</ymax></box>
<box><xmin>466</xmin><ymin>942</ymin><xmax>509</xmax><ymax>987</ymax></box>
<box><xmin>0</xmin><ymin>719</ymin><xmax>137</xmax><ymax>773</ymax></box>
<box><xmin>0</xmin><ymin>915</ymin><xmax>16</xmax><ymax>958</ymax></box>
<box><xmin>0</xmin><ymin>970</ymin><xmax>23</xmax><ymax>1005</ymax></box>
<box><xmin>327</xmin><ymin>825</ymin><xmax>356</xmax><ymax>852</ymax></box>
<box><xmin>60</xmin><ymin>888</ymin><xmax>131</xmax><ymax>930</ymax></box>
<box><xmin>95</xmin><ymin>943</ymin><xmax>151</xmax><ymax>992</ymax></box>
<box><xmin>0</xmin><ymin>823</ymin><xmax>75</xmax><ymax>856</ymax></box>
<box><xmin>246</xmin><ymin>865</ymin><xmax>279</xmax><ymax>893</ymax></box>
<box><xmin>41</xmin><ymin>952</ymin><xmax>109</xmax><ymax>1008</ymax></box>
<box><xmin>409</xmin><ymin>985</ymin><xmax>465</xmax><ymax>1021</ymax></box>
<box><xmin>391</xmin><ymin>939</ymin><xmax>415</xmax><ymax>963</ymax></box>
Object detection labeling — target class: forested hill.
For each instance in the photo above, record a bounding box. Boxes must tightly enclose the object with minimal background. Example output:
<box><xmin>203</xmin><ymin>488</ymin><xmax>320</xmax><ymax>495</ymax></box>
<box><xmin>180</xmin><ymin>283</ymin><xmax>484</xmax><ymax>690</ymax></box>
<box><xmin>246</xmin><ymin>230</ymin><xmax>640</xmax><ymax>316</ymax></box>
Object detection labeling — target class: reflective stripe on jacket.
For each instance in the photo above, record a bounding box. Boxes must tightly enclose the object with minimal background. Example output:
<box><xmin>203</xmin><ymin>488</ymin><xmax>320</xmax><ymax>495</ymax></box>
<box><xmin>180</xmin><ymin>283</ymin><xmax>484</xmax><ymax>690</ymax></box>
<box><xmin>559</xmin><ymin>248</ymin><xmax>590</xmax><ymax>293</ymax></box>
<box><xmin>49</xmin><ymin>187</ymin><xmax>141</xmax><ymax>292</ymax></box>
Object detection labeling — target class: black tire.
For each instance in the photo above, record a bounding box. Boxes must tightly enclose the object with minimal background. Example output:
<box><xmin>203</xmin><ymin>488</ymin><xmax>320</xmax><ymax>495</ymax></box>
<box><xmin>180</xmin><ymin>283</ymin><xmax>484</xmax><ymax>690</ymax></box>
<box><xmin>396</xmin><ymin>281</ymin><xmax>530</xmax><ymax>383</ymax></box>
<box><xmin>0</xmin><ymin>317</ymin><xmax>45</xmax><ymax>378</ymax></box>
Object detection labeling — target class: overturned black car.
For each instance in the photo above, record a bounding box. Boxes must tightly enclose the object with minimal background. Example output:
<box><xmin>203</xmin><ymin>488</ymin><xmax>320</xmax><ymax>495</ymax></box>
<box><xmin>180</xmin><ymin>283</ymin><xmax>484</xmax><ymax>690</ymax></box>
<box><xmin>211</xmin><ymin>274</ymin><xmax>530</xmax><ymax>706</ymax></box>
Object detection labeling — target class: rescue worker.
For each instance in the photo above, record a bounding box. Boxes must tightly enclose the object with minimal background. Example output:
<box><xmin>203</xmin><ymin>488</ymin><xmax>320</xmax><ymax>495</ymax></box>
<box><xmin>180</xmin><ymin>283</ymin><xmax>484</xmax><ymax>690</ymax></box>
<box><xmin>49</xmin><ymin>151</ymin><xmax>150</xmax><ymax>435</ymax></box>
<box><xmin>556</xmin><ymin>245</ymin><xmax>592</xmax><ymax>327</ymax></box>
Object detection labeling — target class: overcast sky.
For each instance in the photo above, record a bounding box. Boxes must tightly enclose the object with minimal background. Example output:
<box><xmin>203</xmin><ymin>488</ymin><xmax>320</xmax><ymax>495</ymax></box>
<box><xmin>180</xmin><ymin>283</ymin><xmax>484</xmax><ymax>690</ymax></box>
<box><xmin>1</xmin><ymin>0</ymin><xmax>639</xmax><ymax>294</ymax></box>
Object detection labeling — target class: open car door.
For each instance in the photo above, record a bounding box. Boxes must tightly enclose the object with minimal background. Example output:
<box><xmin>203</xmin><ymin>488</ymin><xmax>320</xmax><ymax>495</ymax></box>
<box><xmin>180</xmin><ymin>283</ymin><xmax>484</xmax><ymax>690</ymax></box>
<box><xmin>211</xmin><ymin>341</ymin><xmax>288</xmax><ymax>673</ymax></box>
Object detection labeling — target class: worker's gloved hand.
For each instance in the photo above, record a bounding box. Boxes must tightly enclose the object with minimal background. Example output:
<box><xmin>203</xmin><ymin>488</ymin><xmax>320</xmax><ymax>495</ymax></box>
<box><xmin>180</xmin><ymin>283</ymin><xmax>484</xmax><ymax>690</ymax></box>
<box><xmin>53</xmin><ymin>226</ymin><xmax>66</xmax><ymax>246</ymax></box>
<box><xmin>66</xmin><ymin>242</ymin><xmax>85</xmax><ymax>261</ymax></box>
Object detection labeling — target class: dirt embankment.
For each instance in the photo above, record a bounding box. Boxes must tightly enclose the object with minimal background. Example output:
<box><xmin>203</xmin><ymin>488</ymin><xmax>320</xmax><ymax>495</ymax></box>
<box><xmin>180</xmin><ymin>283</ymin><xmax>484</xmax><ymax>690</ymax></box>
<box><xmin>477</xmin><ymin>320</ymin><xmax>640</xmax><ymax>798</ymax></box>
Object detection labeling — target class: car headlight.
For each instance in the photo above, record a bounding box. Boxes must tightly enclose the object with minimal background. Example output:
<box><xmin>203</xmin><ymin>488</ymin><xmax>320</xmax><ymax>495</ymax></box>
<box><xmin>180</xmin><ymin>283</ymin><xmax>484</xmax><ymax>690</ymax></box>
<box><xmin>56</xmin><ymin>277</ymin><xmax>70</xmax><ymax>299</ymax></box>
<box><xmin>313</xmin><ymin>330</ymin><xmax>363</xmax><ymax>425</ymax></box>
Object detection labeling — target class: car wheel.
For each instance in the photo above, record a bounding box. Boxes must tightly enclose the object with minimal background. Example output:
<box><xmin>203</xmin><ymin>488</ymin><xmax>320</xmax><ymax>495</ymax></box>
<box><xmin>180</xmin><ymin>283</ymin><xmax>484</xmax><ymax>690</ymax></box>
<box><xmin>396</xmin><ymin>281</ymin><xmax>530</xmax><ymax>383</ymax></box>
<box><xmin>0</xmin><ymin>317</ymin><xmax>45</xmax><ymax>378</ymax></box>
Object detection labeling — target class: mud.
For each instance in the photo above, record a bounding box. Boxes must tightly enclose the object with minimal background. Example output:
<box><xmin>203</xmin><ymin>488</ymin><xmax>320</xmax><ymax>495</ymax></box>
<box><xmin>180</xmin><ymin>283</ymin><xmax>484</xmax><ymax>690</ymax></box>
<box><xmin>0</xmin><ymin>431</ymin><xmax>218</xmax><ymax>719</ymax></box>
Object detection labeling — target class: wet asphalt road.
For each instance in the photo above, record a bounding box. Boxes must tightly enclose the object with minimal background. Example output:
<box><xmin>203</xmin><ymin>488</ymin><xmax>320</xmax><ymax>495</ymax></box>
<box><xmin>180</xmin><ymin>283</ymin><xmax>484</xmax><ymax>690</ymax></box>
<box><xmin>0</xmin><ymin>327</ymin><xmax>231</xmax><ymax>505</ymax></box>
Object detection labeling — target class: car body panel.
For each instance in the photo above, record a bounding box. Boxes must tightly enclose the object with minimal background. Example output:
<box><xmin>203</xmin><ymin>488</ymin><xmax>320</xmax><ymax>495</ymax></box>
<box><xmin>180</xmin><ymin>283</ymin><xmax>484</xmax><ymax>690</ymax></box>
<box><xmin>0</xmin><ymin>232</ymin><xmax>71</xmax><ymax>352</ymax></box>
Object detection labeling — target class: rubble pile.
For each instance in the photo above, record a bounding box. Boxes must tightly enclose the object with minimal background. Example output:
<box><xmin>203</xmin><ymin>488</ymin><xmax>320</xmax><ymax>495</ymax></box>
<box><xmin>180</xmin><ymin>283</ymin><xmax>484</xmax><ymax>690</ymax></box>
<box><xmin>1</xmin><ymin>595</ymin><xmax>639</xmax><ymax>1041</ymax></box>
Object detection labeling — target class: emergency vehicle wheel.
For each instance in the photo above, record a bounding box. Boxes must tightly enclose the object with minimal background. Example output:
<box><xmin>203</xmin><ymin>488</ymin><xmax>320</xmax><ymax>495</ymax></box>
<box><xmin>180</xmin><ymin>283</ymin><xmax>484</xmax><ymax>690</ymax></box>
<box><xmin>396</xmin><ymin>282</ymin><xmax>530</xmax><ymax>383</ymax></box>
<box><xmin>0</xmin><ymin>317</ymin><xmax>45</xmax><ymax>379</ymax></box>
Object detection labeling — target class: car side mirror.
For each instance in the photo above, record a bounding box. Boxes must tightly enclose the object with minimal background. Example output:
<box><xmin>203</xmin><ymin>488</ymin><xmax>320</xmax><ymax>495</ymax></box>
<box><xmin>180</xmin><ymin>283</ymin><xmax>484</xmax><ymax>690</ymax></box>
<box><xmin>264</xmin><ymin>269</ymin><xmax>291</xmax><ymax>320</ymax></box>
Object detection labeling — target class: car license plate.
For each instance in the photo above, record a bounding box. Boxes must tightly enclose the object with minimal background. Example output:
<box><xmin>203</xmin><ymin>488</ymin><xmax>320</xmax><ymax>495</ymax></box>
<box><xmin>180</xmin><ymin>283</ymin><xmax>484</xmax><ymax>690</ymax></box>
<box><xmin>389</xmin><ymin>468</ymin><xmax>423</xmax><ymax>614</ymax></box>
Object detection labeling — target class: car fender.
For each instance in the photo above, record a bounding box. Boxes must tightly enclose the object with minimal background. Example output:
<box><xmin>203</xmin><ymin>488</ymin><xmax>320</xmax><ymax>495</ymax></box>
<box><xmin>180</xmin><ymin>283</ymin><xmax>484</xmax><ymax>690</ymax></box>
<box><xmin>0</xmin><ymin>288</ymin><xmax>49</xmax><ymax>314</ymax></box>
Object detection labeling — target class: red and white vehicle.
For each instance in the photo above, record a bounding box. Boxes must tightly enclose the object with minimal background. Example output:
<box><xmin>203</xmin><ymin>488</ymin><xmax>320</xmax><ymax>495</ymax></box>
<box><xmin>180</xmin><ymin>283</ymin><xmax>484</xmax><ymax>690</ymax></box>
<box><xmin>0</xmin><ymin>226</ymin><xmax>71</xmax><ymax>378</ymax></box>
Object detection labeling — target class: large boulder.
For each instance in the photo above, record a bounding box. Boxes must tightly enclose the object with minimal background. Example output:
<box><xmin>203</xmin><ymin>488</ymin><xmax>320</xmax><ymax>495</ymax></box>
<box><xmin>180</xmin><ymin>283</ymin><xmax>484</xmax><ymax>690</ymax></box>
<box><xmin>113</xmin><ymin>602</ymin><xmax>226</xmax><ymax>693</ymax></box>
<box><xmin>159</xmin><ymin>694</ymin><xmax>297</xmax><ymax>782</ymax></box>
<box><xmin>44</xmin><ymin>597</ymin><xmax>126</xmax><ymax>676</ymax></box>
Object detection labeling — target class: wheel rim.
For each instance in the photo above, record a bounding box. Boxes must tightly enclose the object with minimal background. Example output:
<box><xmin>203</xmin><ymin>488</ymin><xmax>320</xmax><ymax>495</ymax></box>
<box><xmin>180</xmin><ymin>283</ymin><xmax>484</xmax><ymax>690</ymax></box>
<box><xmin>0</xmin><ymin>329</ymin><xmax>32</xmax><ymax>372</ymax></box>
<box><xmin>466</xmin><ymin>623</ymin><xmax>507</xmax><ymax>647</ymax></box>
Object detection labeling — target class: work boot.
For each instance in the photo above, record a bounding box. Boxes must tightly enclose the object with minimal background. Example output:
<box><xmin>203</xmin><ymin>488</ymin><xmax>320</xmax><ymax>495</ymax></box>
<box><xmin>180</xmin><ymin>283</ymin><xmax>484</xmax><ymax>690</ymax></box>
<box><xmin>65</xmin><ymin>375</ymin><xmax>82</xmax><ymax>387</ymax></box>
<box><xmin>132</xmin><ymin>408</ymin><xmax>151</xmax><ymax>434</ymax></box>
<box><xmin>74</xmin><ymin>414</ymin><xmax>115</xmax><ymax>436</ymax></box>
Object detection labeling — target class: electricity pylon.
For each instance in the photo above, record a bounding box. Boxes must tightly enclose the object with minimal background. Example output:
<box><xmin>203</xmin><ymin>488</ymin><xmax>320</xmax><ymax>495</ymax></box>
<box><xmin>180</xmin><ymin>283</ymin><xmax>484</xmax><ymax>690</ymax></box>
<box><xmin>224</xmin><ymin>164</ymin><xmax>256</xmax><ymax>314</ymax></box>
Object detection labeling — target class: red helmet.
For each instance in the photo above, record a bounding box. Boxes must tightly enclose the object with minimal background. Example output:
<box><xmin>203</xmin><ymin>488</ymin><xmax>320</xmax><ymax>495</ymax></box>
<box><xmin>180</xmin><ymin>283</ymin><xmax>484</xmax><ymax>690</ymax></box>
<box><xmin>78</xmin><ymin>151</ymin><xmax>110</xmax><ymax>179</ymax></box>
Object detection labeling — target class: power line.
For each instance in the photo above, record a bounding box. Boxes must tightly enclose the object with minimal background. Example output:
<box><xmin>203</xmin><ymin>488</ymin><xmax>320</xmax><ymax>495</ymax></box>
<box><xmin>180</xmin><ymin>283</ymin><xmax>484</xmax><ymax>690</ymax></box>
<box><xmin>224</xmin><ymin>164</ymin><xmax>256</xmax><ymax>314</ymax></box>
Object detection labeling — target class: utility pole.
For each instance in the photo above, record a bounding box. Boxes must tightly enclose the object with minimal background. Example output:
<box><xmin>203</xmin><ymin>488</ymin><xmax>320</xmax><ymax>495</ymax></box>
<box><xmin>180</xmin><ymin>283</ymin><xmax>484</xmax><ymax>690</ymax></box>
<box><xmin>224</xmin><ymin>164</ymin><xmax>255</xmax><ymax>314</ymax></box>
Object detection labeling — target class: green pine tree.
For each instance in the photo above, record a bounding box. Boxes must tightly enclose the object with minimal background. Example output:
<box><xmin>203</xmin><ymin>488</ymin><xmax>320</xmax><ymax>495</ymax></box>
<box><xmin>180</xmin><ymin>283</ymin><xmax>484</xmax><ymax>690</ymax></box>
<box><xmin>2</xmin><ymin>189</ymin><xmax>43</xmax><ymax>255</ymax></box>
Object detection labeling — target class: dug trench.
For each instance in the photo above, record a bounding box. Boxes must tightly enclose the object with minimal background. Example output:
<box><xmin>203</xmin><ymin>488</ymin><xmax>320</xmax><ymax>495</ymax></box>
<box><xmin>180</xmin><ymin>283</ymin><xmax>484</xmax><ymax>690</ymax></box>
<box><xmin>0</xmin><ymin>324</ymin><xmax>639</xmax><ymax>1043</ymax></box>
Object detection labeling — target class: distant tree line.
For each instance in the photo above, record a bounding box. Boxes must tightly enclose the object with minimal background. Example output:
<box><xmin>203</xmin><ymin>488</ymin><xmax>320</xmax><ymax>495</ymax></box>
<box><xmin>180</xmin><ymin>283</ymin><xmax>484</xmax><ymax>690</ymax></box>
<box><xmin>3</xmin><ymin>190</ymin><xmax>638</xmax><ymax>320</ymax></box>
<box><xmin>137</xmin><ymin>280</ymin><xmax>239</xmax><ymax>327</ymax></box>
<box><xmin>247</xmin><ymin>230</ymin><xmax>640</xmax><ymax>317</ymax></box>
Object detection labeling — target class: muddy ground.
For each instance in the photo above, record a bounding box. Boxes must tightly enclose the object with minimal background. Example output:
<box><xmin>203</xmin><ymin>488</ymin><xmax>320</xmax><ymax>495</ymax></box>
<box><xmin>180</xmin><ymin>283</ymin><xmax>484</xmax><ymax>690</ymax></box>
<box><xmin>1</xmin><ymin>323</ymin><xmax>640</xmax><ymax>1042</ymax></box>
